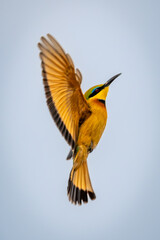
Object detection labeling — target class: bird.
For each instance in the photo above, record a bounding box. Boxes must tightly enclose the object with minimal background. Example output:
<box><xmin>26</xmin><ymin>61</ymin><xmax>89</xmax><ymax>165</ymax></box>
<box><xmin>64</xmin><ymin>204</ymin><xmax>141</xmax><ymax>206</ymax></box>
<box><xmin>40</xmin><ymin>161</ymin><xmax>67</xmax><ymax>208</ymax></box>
<box><xmin>38</xmin><ymin>34</ymin><xmax>121</xmax><ymax>205</ymax></box>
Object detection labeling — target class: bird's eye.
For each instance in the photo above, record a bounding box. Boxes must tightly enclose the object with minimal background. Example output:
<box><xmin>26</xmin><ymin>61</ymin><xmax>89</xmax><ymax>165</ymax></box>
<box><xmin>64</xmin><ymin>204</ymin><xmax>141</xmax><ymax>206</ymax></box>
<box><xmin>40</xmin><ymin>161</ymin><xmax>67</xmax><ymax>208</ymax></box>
<box><xmin>94</xmin><ymin>88</ymin><xmax>100</xmax><ymax>93</ymax></box>
<box><xmin>88</xmin><ymin>87</ymin><xmax>101</xmax><ymax>99</ymax></box>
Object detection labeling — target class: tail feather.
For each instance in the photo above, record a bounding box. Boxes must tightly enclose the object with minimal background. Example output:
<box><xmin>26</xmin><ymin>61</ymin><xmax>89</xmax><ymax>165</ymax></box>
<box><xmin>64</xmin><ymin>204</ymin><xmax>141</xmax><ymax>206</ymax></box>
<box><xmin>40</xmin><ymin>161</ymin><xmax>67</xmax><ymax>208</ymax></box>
<box><xmin>67</xmin><ymin>161</ymin><xmax>96</xmax><ymax>205</ymax></box>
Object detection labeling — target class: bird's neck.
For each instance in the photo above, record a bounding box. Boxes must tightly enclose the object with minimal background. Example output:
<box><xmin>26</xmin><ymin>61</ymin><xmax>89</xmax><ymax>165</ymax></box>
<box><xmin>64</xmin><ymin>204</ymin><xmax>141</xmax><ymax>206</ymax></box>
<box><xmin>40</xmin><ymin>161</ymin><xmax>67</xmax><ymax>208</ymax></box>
<box><xmin>97</xmin><ymin>99</ymin><xmax>105</xmax><ymax>106</ymax></box>
<box><xmin>88</xmin><ymin>98</ymin><xmax>106</xmax><ymax>110</ymax></box>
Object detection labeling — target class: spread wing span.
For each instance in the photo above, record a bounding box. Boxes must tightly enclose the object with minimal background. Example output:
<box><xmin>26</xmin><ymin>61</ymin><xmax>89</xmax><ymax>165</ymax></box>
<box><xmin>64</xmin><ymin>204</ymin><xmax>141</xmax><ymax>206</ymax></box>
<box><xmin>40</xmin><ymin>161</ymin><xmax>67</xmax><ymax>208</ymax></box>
<box><xmin>38</xmin><ymin>34</ymin><xmax>91</xmax><ymax>149</ymax></box>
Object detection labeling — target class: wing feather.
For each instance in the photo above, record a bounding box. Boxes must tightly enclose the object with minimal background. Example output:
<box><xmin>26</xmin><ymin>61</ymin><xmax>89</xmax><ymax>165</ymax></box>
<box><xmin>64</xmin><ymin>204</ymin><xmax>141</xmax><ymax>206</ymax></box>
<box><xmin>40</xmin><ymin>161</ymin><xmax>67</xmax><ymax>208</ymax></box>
<box><xmin>38</xmin><ymin>43</ymin><xmax>66</xmax><ymax>71</ymax></box>
<box><xmin>38</xmin><ymin>34</ymin><xmax>91</xmax><ymax>148</ymax></box>
<box><xmin>41</xmin><ymin>36</ymin><xmax>67</xmax><ymax>65</ymax></box>
<box><xmin>76</xmin><ymin>68</ymin><xmax>82</xmax><ymax>84</ymax></box>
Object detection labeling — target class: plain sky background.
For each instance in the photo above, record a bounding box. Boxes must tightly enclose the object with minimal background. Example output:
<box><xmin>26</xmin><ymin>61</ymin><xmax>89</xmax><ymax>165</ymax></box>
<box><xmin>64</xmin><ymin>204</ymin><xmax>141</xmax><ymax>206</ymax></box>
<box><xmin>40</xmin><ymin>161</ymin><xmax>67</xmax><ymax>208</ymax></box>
<box><xmin>1</xmin><ymin>0</ymin><xmax>160</xmax><ymax>239</ymax></box>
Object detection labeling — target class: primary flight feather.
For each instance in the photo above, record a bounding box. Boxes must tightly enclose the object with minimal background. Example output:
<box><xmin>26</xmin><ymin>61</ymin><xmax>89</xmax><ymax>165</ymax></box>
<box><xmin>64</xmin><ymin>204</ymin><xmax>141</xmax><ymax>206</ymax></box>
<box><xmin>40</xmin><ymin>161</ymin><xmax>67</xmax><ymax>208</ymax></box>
<box><xmin>38</xmin><ymin>34</ymin><xmax>121</xmax><ymax>205</ymax></box>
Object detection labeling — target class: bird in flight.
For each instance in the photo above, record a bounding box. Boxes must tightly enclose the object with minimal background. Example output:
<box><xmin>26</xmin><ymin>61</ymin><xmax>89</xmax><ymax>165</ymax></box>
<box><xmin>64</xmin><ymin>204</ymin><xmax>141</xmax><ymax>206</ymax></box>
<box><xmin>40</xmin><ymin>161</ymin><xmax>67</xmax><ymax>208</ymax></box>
<box><xmin>38</xmin><ymin>34</ymin><xmax>121</xmax><ymax>205</ymax></box>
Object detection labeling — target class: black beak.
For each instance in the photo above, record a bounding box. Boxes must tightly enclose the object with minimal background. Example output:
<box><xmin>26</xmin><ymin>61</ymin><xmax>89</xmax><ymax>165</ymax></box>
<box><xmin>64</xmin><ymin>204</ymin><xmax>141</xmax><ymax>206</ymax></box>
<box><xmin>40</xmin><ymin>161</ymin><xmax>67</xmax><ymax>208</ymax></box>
<box><xmin>104</xmin><ymin>73</ymin><xmax>121</xmax><ymax>87</ymax></box>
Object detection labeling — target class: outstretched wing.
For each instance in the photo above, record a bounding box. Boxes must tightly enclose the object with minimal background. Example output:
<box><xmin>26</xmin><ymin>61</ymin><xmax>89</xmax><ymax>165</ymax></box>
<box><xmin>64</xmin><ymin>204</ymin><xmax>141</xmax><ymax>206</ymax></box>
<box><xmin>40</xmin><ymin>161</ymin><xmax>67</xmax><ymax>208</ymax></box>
<box><xmin>38</xmin><ymin>34</ymin><xmax>91</xmax><ymax>149</ymax></box>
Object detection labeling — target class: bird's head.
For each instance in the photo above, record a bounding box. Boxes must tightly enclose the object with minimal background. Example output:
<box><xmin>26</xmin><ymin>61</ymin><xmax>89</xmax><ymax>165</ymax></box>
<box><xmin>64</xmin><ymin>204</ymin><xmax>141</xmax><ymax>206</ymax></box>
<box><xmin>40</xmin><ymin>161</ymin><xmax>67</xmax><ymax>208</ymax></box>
<box><xmin>84</xmin><ymin>73</ymin><xmax>121</xmax><ymax>101</ymax></box>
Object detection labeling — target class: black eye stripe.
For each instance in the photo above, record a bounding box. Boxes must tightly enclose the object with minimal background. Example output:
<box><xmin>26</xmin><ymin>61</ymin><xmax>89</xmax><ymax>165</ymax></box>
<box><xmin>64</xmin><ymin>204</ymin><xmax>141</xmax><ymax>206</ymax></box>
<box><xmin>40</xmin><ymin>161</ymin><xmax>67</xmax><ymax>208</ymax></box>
<box><xmin>88</xmin><ymin>86</ymin><xmax>104</xmax><ymax>99</ymax></box>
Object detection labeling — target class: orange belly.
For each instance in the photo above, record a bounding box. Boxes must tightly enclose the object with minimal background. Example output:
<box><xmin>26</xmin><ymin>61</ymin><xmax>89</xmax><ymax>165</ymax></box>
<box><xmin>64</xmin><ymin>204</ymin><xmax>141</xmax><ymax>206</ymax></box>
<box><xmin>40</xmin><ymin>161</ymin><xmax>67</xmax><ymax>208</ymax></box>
<box><xmin>77</xmin><ymin>99</ymin><xmax>107</xmax><ymax>150</ymax></box>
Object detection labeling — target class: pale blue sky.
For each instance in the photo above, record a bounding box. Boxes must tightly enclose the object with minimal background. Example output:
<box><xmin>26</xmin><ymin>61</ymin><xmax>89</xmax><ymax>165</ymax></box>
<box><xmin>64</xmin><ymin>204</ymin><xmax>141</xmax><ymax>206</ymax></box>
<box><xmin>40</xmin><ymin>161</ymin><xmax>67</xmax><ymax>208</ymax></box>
<box><xmin>1</xmin><ymin>0</ymin><xmax>160</xmax><ymax>240</ymax></box>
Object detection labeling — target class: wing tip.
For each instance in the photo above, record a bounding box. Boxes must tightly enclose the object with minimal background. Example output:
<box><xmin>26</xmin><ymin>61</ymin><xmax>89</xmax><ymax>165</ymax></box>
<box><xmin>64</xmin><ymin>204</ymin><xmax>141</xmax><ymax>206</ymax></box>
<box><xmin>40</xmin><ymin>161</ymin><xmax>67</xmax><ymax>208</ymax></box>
<box><xmin>37</xmin><ymin>42</ymin><xmax>41</xmax><ymax>49</ymax></box>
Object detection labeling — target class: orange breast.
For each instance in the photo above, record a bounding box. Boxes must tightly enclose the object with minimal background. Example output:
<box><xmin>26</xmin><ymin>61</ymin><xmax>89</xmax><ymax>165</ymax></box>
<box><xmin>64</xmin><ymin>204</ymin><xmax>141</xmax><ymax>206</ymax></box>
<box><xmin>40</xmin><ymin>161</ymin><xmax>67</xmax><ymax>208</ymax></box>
<box><xmin>77</xmin><ymin>99</ymin><xmax>107</xmax><ymax>149</ymax></box>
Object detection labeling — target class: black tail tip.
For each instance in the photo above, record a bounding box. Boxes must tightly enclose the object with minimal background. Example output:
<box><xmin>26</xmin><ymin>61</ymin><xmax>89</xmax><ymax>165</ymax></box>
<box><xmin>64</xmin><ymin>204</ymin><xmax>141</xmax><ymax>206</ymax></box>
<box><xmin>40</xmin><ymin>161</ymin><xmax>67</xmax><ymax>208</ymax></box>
<box><xmin>88</xmin><ymin>191</ymin><xmax>96</xmax><ymax>200</ymax></box>
<box><xmin>67</xmin><ymin>179</ymin><xmax>96</xmax><ymax>205</ymax></box>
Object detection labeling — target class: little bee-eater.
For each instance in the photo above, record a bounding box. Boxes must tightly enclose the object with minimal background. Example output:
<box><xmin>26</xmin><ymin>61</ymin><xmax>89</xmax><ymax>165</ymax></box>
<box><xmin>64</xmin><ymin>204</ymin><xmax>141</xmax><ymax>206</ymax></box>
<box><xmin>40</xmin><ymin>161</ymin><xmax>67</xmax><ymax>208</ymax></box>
<box><xmin>38</xmin><ymin>34</ymin><xmax>121</xmax><ymax>205</ymax></box>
